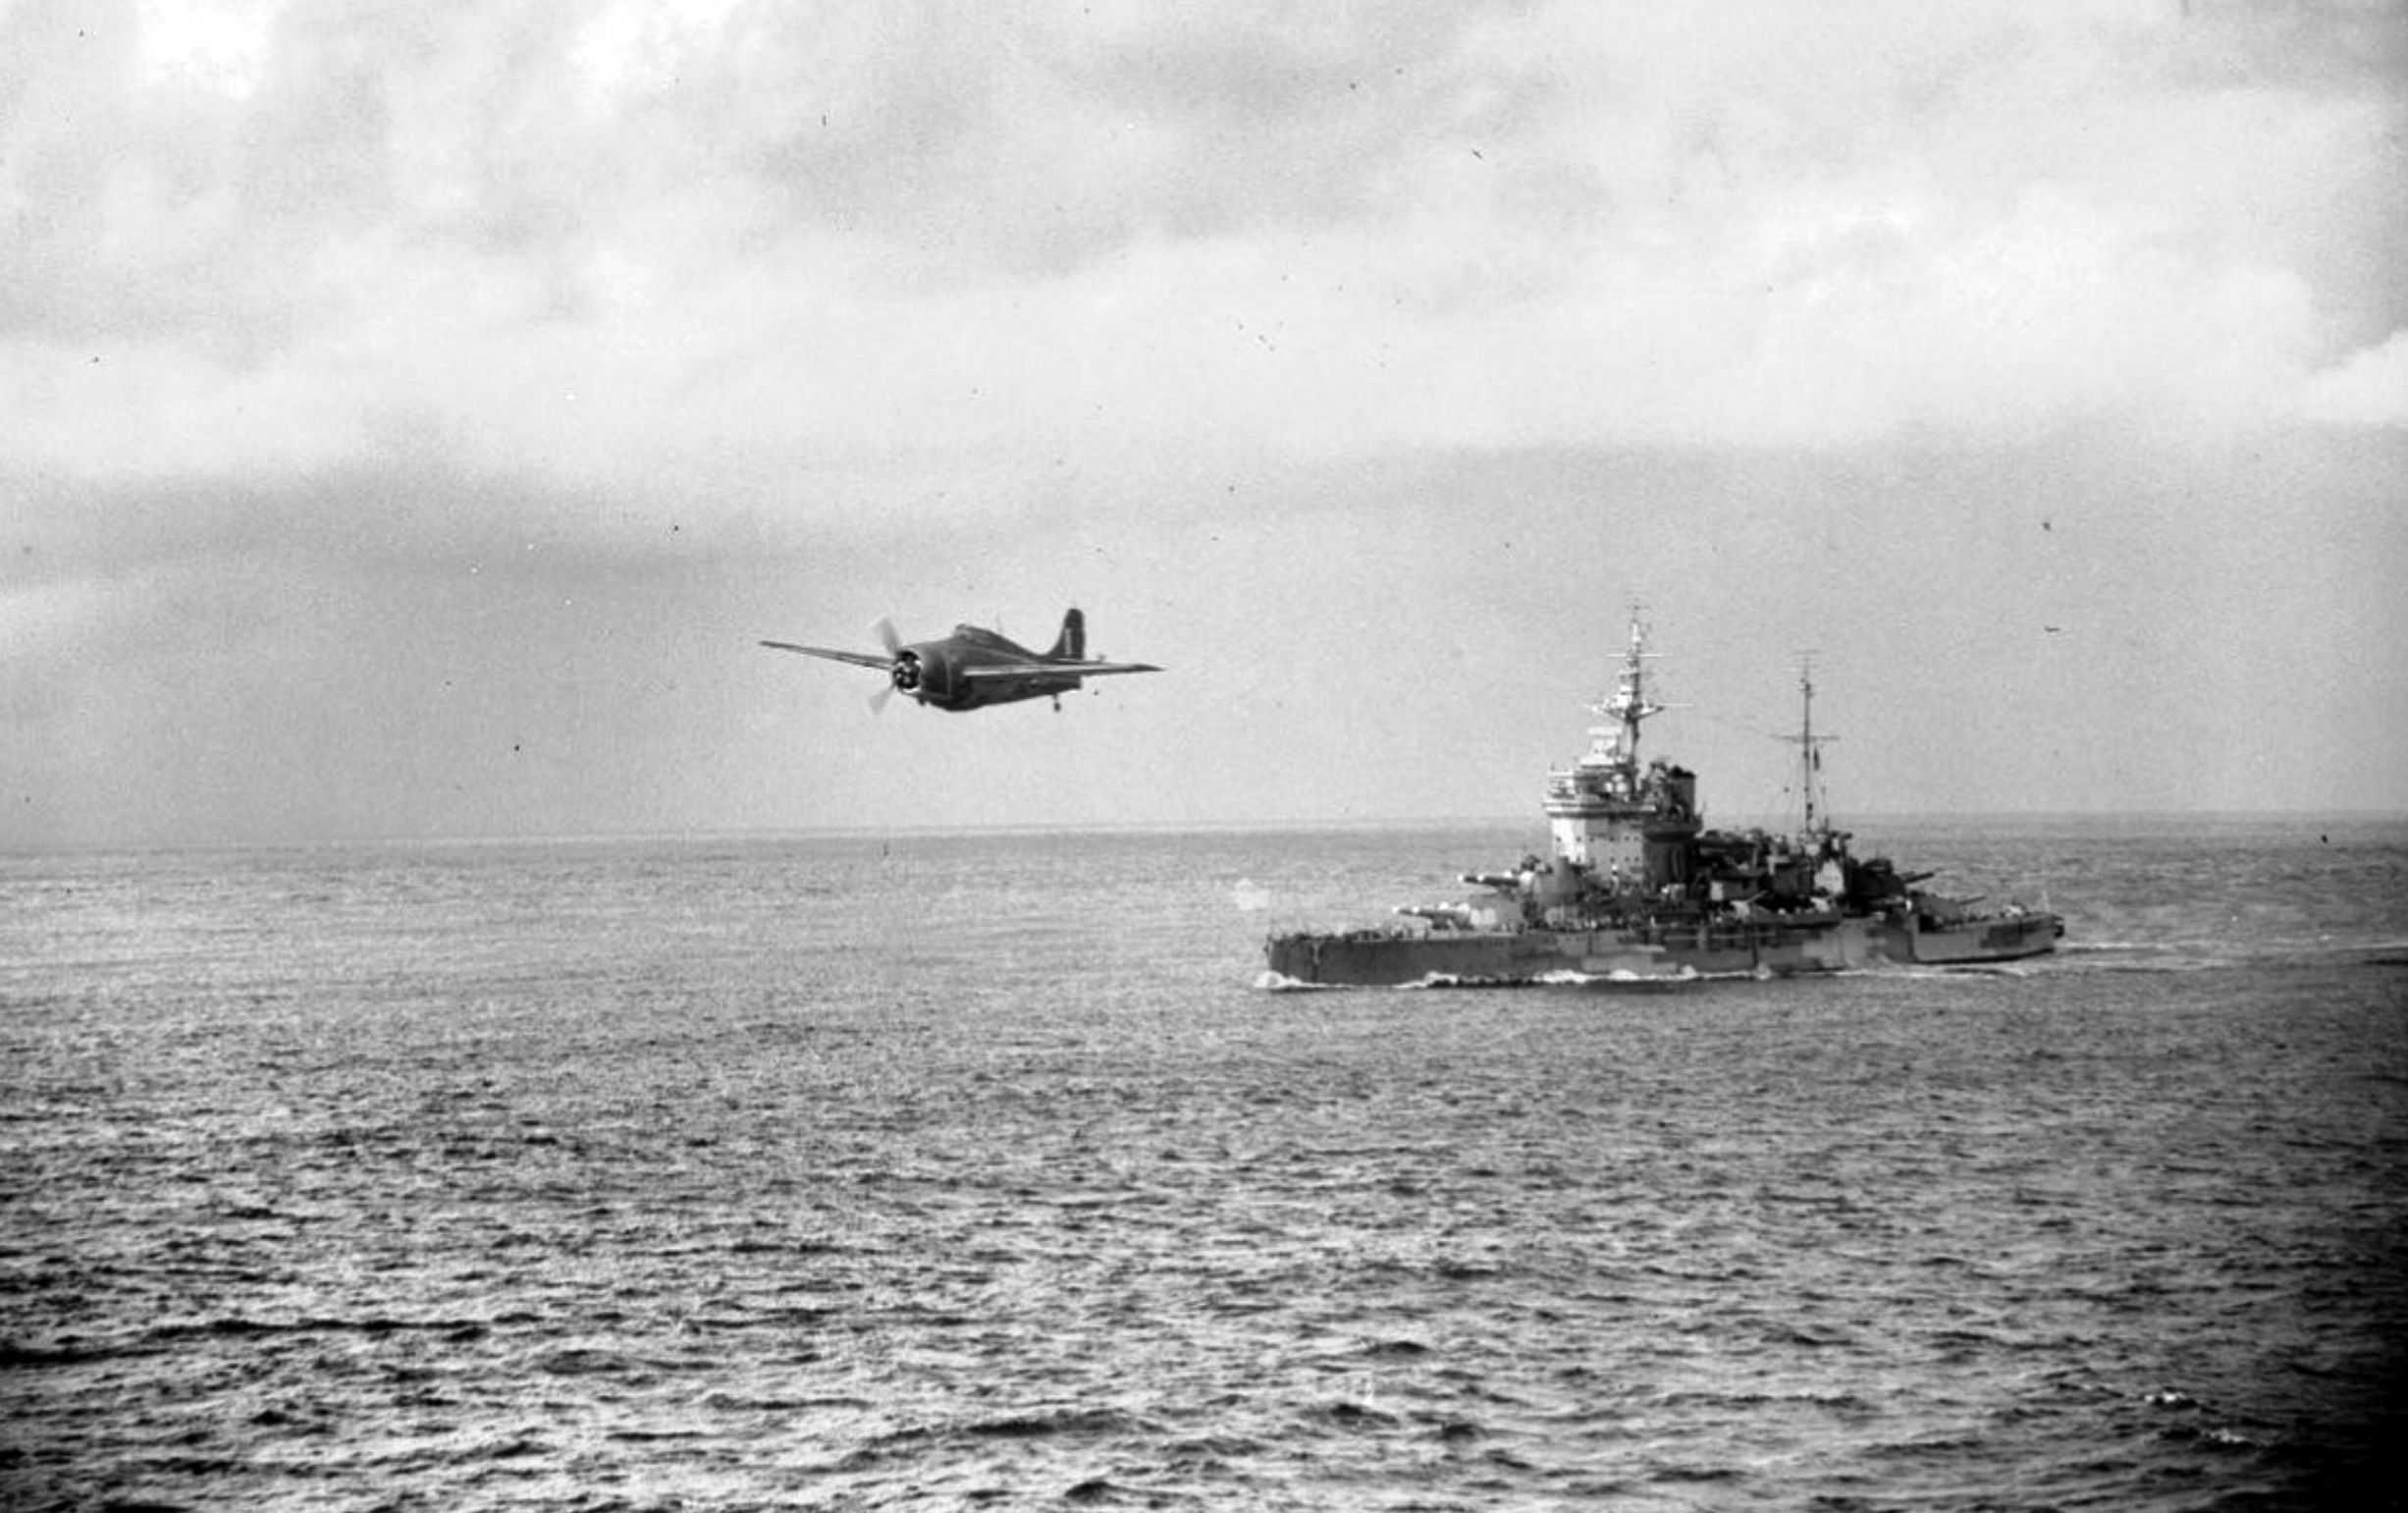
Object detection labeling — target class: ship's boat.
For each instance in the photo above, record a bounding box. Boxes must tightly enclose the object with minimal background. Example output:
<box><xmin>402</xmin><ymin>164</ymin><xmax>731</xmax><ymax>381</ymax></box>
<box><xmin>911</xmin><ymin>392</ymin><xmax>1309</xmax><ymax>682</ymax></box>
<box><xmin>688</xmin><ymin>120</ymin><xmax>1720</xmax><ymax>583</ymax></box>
<box><xmin>1263</xmin><ymin>621</ymin><xmax>2064</xmax><ymax>988</ymax></box>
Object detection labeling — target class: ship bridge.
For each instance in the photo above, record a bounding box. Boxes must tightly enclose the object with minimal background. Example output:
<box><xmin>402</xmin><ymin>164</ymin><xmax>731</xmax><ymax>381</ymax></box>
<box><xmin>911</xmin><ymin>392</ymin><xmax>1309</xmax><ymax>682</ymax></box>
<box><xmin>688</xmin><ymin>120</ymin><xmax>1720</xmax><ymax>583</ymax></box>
<box><xmin>1544</xmin><ymin>619</ymin><xmax>1699</xmax><ymax>889</ymax></box>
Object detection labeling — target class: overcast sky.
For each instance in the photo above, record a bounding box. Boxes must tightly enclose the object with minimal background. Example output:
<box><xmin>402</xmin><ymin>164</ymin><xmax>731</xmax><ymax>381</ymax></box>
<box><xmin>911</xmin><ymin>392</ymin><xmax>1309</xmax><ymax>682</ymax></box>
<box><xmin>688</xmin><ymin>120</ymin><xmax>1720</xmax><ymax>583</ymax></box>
<box><xmin>5</xmin><ymin>0</ymin><xmax>2404</xmax><ymax>846</ymax></box>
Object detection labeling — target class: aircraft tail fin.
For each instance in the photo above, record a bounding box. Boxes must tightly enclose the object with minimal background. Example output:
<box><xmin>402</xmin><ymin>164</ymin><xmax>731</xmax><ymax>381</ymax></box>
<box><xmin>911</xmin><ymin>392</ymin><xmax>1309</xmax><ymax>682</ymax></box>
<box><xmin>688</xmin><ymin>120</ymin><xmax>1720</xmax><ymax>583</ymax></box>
<box><xmin>1047</xmin><ymin>607</ymin><xmax>1086</xmax><ymax>661</ymax></box>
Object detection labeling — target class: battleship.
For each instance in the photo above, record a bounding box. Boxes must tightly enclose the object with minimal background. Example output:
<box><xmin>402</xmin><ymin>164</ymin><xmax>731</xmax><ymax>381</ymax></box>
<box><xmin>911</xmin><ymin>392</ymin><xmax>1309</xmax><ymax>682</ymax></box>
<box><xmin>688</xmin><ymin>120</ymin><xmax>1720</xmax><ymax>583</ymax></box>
<box><xmin>1263</xmin><ymin>621</ymin><xmax>2063</xmax><ymax>987</ymax></box>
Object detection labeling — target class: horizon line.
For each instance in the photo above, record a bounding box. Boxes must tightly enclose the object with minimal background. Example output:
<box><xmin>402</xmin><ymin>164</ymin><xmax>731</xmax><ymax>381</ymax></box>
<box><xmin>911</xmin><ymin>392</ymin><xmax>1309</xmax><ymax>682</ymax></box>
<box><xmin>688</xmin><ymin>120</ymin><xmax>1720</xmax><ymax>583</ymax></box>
<box><xmin>7</xmin><ymin>806</ymin><xmax>2406</xmax><ymax>856</ymax></box>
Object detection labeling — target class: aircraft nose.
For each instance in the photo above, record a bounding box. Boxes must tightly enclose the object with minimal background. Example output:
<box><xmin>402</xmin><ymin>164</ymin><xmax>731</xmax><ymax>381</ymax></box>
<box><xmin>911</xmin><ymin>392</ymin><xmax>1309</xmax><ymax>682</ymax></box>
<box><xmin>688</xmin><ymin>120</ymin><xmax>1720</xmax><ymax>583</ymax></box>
<box><xmin>891</xmin><ymin>651</ymin><xmax>923</xmax><ymax>692</ymax></box>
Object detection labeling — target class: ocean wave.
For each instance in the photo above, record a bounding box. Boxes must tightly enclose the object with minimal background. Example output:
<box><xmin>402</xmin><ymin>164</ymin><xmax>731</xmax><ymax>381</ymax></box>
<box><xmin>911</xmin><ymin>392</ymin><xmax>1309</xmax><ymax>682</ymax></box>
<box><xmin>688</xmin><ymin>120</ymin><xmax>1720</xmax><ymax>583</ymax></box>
<box><xmin>4</xmin><ymin>827</ymin><xmax>2394</xmax><ymax>1513</ymax></box>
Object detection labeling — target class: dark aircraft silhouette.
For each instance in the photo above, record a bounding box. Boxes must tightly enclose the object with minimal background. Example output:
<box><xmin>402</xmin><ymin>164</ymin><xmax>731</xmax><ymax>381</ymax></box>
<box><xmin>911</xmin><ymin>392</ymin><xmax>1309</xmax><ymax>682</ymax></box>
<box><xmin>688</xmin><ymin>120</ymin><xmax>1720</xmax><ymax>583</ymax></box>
<box><xmin>761</xmin><ymin>607</ymin><xmax>1161</xmax><ymax>713</ymax></box>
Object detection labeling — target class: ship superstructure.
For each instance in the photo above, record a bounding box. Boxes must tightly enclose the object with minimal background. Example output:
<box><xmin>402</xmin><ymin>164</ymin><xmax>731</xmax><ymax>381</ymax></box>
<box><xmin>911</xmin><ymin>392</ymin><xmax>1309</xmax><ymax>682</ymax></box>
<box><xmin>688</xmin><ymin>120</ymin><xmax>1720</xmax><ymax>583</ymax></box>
<box><xmin>1541</xmin><ymin>619</ymin><xmax>1698</xmax><ymax>885</ymax></box>
<box><xmin>1263</xmin><ymin>619</ymin><xmax>2062</xmax><ymax>987</ymax></box>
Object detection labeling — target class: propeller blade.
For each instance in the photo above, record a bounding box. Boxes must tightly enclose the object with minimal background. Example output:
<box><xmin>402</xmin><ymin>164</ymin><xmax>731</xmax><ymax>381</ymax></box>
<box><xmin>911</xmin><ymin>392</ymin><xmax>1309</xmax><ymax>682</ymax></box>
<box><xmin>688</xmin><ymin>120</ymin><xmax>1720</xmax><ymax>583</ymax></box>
<box><xmin>874</xmin><ymin>619</ymin><xmax>901</xmax><ymax>657</ymax></box>
<box><xmin>870</xmin><ymin>682</ymin><xmax>894</xmax><ymax>715</ymax></box>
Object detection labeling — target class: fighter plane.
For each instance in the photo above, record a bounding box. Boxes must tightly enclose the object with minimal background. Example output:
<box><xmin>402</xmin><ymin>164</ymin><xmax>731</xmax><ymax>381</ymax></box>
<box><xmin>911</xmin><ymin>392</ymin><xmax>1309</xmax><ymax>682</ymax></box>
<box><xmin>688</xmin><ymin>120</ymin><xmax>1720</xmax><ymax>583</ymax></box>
<box><xmin>761</xmin><ymin>607</ymin><xmax>1161</xmax><ymax>713</ymax></box>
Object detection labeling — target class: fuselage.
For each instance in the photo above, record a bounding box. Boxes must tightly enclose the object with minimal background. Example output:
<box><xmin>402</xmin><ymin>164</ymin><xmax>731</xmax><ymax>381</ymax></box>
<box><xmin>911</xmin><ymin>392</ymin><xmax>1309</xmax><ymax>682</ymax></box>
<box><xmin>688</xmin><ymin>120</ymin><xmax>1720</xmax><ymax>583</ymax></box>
<box><xmin>900</xmin><ymin>626</ymin><xmax>1083</xmax><ymax>711</ymax></box>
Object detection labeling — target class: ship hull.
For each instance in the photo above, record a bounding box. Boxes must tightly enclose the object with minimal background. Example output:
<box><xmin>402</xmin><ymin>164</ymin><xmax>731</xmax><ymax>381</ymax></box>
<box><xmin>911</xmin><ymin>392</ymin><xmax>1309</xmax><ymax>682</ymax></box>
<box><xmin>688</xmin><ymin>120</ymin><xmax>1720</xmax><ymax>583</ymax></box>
<box><xmin>1900</xmin><ymin>911</ymin><xmax>2063</xmax><ymax>965</ymax></box>
<box><xmin>1264</xmin><ymin>912</ymin><xmax>2060</xmax><ymax>988</ymax></box>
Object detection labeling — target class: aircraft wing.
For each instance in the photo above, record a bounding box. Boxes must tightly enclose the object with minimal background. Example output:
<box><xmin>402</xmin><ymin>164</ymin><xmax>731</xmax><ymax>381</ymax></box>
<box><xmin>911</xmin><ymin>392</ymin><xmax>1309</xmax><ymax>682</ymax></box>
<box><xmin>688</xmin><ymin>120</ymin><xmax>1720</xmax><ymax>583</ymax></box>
<box><xmin>958</xmin><ymin>660</ymin><xmax>1162</xmax><ymax>680</ymax></box>
<box><xmin>760</xmin><ymin>640</ymin><xmax>893</xmax><ymax>671</ymax></box>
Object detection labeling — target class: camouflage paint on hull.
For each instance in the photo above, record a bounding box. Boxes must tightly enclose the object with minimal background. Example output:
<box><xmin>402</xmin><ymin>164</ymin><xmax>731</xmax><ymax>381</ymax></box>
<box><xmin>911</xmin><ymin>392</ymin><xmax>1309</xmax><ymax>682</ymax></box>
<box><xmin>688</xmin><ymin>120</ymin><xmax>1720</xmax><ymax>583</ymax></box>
<box><xmin>1265</xmin><ymin>910</ymin><xmax>2063</xmax><ymax>988</ymax></box>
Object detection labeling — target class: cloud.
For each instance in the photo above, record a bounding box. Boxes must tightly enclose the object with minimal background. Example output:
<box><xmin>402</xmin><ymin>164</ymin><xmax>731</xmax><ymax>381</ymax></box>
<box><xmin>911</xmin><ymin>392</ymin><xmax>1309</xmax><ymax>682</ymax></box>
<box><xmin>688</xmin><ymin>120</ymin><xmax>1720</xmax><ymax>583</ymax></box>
<box><xmin>2298</xmin><ymin>328</ymin><xmax>2408</xmax><ymax>427</ymax></box>
<box><xmin>7</xmin><ymin>0</ymin><xmax>2402</xmax><ymax>518</ymax></box>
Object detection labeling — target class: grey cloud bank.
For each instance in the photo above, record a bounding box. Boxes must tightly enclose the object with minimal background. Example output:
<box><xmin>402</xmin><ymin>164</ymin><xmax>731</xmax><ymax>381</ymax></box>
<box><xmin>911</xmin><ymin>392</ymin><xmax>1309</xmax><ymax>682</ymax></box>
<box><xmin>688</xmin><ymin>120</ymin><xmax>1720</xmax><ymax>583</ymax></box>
<box><xmin>5</xmin><ymin>1</ymin><xmax>2403</xmax><ymax>845</ymax></box>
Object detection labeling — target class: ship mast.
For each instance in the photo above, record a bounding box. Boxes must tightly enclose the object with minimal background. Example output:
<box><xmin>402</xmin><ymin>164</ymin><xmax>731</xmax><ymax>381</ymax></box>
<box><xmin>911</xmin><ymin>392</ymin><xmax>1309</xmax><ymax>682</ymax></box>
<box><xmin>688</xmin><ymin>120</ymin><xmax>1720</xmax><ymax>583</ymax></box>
<box><xmin>1584</xmin><ymin>614</ymin><xmax>1661</xmax><ymax>797</ymax></box>
<box><xmin>1783</xmin><ymin>658</ymin><xmax>1836</xmax><ymax>838</ymax></box>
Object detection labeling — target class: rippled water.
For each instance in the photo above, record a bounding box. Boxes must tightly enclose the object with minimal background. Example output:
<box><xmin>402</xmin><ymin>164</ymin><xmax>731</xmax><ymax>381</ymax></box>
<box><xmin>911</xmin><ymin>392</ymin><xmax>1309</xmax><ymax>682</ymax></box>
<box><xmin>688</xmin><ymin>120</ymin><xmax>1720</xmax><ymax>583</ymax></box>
<box><xmin>4</xmin><ymin>817</ymin><xmax>2404</xmax><ymax>1510</ymax></box>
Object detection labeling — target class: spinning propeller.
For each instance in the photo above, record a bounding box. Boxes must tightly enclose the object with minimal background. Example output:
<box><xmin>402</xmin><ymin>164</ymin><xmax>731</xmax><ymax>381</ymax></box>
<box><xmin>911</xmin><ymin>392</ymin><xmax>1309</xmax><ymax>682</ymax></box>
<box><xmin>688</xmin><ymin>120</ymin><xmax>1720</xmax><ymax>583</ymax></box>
<box><xmin>870</xmin><ymin>618</ymin><xmax>919</xmax><ymax>714</ymax></box>
<box><xmin>757</xmin><ymin>618</ymin><xmax>927</xmax><ymax>714</ymax></box>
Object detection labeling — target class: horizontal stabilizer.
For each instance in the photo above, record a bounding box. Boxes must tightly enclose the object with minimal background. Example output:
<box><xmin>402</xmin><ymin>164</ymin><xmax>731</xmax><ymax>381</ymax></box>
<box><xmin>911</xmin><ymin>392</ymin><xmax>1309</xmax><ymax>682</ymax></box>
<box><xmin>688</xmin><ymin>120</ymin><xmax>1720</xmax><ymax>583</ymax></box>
<box><xmin>957</xmin><ymin>660</ymin><xmax>1162</xmax><ymax>680</ymax></box>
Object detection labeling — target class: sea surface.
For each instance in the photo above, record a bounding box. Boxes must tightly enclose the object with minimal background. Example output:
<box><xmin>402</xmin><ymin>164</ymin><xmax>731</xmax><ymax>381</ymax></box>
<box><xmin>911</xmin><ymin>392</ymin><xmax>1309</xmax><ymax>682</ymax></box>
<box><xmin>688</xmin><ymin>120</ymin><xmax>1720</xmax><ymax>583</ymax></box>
<box><xmin>3</xmin><ymin>815</ymin><xmax>2404</xmax><ymax>1512</ymax></box>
